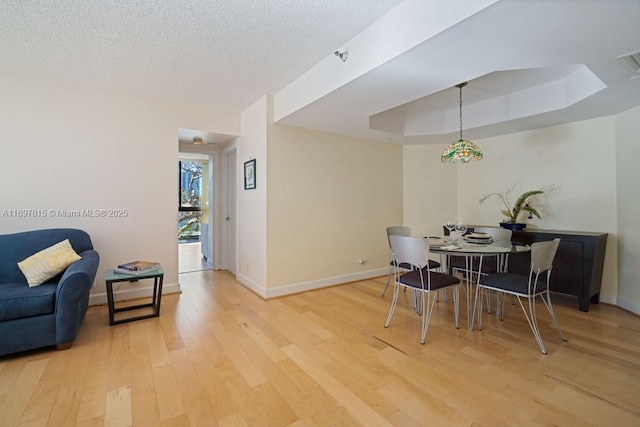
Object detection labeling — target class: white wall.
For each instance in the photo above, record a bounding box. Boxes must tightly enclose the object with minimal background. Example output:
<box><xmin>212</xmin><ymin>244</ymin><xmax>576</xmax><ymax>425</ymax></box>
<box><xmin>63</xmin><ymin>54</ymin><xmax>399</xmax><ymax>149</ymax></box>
<box><xmin>403</xmin><ymin>144</ymin><xmax>457</xmax><ymax>237</ymax></box>
<box><xmin>456</xmin><ymin>117</ymin><xmax>618</xmax><ymax>304</ymax></box>
<box><xmin>458</xmin><ymin>117</ymin><xmax>617</xmax><ymax>232</ymax></box>
<box><xmin>235</xmin><ymin>96</ymin><xmax>269</xmax><ymax>296</ymax></box>
<box><xmin>266</xmin><ymin>104</ymin><xmax>403</xmax><ymax>296</ymax></box>
<box><xmin>615</xmin><ymin>105</ymin><xmax>640</xmax><ymax>313</ymax></box>
<box><xmin>404</xmin><ymin>116</ymin><xmax>625</xmax><ymax>309</ymax></box>
<box><xmin>0</xmin><ymin>75</ymin><xmax>239</xmax><ymax>303</ymax></box>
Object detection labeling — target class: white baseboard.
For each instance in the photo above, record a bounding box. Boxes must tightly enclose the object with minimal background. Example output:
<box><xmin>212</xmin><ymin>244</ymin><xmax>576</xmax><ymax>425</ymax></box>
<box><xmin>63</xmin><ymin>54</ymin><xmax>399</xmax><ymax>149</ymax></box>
<box><xmin>615</xmin><ymin>295</ymin><xmax>640</xmax><ymax>315</ymax></box>
<box><xmin>222</xmin><ymin>268</ymin><xmax>389</xmax><ymax>299</ymax></box>
<box><xmin>235</xmin><ymin>273</ymin><xmax>267</xmax><ymax>298</ymax></box>
<box><xmin>598</xmin><ymin>292</ymin><xmax>616</xmax><ymax>306</ymax></box>
<box><xmin>89</xmin><ymin>282</ymin><xmax>181</xmax><ymax>306</ymax></box>
<box><xmin>251</xmin><ymin>268</ymin><xmax>387</xmax><ymax>299</ymax></box>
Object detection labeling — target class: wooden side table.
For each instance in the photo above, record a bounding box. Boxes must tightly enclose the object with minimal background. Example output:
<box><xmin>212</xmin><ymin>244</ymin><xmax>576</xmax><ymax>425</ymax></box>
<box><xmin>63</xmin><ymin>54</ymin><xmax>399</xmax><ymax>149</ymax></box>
<box><xmin>105</xmin><ymin>267</ymin><xmax>164</xmax><ymax>325</ymax></box>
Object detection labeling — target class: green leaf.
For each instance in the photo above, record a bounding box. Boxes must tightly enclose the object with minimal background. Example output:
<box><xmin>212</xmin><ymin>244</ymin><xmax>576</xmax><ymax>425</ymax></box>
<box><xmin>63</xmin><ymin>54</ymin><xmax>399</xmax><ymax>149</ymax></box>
<box><xmin>522</xmin><ymin>206</ymin><xmax>541</xmax><ymax>219</ymax></box>
<box><xmin>514</xmin><ymin>190</ymin><xmax>544</xmax><ymax>209</ymax></box>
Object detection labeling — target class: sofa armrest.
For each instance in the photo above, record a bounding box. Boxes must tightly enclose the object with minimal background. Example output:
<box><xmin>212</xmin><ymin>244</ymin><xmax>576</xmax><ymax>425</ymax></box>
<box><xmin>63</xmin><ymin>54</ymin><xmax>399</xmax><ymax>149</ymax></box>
<box><xmin>55</xmin><ymin>249</ymin><xmax>100</xmax><ymax>344</ymax></box>
<box><xmin>56</xmin><ymin>250</ymin><xmax>100</xmax><ymax>300</ymax></box>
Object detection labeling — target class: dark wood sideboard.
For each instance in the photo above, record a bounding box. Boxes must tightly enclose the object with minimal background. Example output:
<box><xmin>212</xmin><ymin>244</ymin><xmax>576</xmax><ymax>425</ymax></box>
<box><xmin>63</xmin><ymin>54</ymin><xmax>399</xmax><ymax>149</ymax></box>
<box><xmin>449</xmin><ymin>226</ymin><xmax>608</xmax><ymax>312</ymax></box>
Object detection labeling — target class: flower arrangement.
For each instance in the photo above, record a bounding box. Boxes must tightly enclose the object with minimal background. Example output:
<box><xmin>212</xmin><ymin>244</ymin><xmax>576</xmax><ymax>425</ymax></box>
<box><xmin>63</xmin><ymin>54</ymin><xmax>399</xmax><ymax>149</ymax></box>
<box><xmin>479</xmin><ymin>184</ymin><xmax>553</xmax><ymax>224</ymax></box>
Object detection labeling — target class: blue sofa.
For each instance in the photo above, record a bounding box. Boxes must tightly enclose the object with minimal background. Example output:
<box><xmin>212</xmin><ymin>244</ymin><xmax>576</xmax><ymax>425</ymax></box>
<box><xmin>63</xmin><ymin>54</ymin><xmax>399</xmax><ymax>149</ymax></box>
<box><xmin>0</xmin><ymin>228</ymin><xmax>99</xmax><ymax>356</ymax></box>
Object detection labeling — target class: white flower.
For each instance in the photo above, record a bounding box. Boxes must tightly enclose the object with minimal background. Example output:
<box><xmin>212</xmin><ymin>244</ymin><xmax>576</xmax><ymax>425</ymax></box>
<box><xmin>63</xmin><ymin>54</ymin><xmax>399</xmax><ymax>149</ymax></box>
<box><xmin>479</xmin><ymin>184</ymin><xmax>554</xmax><ymax>224</ymax></box>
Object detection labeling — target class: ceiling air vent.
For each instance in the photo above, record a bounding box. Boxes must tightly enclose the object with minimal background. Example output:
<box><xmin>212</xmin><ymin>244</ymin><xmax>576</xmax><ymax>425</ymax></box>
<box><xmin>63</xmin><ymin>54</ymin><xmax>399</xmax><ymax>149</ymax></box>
<box><xmin>616</xmin><ymin>50</ymin><xmax>640</xmax><ymax>74</ymax></box>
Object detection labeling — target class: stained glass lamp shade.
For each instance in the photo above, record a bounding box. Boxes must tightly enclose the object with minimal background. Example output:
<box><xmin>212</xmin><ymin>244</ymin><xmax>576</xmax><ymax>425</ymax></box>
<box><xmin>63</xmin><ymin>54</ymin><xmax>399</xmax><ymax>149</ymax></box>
<box><xmin>441</xmin><ymin>139</ymin><xmax>483</xmax><ymax>163</ymax></box>
<box><xmin>441</xmin><ymin>82</ymin><xmax>483</xmax><ymax>163</ymax></box>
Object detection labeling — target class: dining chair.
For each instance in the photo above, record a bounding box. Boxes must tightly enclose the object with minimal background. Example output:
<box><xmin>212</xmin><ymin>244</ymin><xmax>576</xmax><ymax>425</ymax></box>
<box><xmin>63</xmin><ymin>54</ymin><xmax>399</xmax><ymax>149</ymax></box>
<box><xmin>450</xmin><ymin>227</ymin><xmax>513</xmax><ymax>313</ymax></box>
<box><xmin>476</xmin><ymin>238</ymin><xmax>567</xmax><ymax>354</ymax></box>
<box><xmin>382</xmin><ymin>226</ymin><xmax>441</xmax><ymax>297</ymax></box>
<box><xmin>470</xmin><ymin>230</ymin><xmax>522</xmax><ymax>310</ymax></box>
<box><xmin>385</xmin><ymin>235</ymin><xmax>460</xmax><ymax>344</ymax></box>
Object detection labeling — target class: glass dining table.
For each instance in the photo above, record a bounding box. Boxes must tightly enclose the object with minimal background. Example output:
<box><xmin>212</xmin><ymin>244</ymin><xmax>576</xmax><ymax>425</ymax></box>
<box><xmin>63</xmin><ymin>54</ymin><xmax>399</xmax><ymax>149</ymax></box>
<box><xmin>428</xmin><ymin>237</ymin><xmax>531</xmax><ymax>331</ymax></box>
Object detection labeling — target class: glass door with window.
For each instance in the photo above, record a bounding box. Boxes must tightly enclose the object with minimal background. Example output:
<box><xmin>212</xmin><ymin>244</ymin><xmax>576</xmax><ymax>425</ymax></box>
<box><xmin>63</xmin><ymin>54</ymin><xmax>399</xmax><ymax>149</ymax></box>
<box><xmin>178</xmin><ymin>160</ymin><xmax>204</xmax><ymax>242</ymax></box>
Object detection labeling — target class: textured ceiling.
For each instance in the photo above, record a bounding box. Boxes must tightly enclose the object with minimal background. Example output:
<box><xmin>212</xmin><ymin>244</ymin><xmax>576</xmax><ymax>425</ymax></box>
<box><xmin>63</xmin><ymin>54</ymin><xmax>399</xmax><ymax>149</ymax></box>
<box><xmin>1</xmin><ymin>0</ymin><xmax>403</xmax><ymax>112</ymax></box>
<box><xmin>2</xmin><ymin>0</ymin><xmax>639</xmax><ymax>146</ymax></box>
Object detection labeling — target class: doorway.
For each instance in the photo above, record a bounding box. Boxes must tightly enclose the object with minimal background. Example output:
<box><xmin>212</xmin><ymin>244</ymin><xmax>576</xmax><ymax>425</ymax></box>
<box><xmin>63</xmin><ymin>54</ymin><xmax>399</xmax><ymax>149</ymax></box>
<box><xmin>221</xmin><ymin>147</ymin><xmax>237</xmax><ymax>275</ymax></box>
<box><xmin>178</xmin><ymin>153</ymin><xmax>214</xmax><ymax>274</ymax></box>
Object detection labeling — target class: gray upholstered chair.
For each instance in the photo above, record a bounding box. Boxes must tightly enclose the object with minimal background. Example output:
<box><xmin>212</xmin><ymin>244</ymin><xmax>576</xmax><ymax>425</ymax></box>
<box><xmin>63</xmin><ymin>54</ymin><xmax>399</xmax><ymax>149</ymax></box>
<box><xmin>477</xmin><ymin>238</ymin><xmax>568</xmax><ymax>354</ymax></box>
<box><xmin>385</xmin><ymin>235</ymin><xmax>460</xmax><ymax>344</ymax></box>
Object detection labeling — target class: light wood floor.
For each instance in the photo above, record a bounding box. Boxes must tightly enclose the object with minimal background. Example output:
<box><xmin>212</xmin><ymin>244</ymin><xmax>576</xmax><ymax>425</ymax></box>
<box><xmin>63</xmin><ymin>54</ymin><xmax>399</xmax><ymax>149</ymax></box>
<box><xmin>178</xmin><ymin>242</ymin><xmax>213</xmax><ymax>274</ymax></box>
<box><xmin>1</xmin><ymin>271</ymin><xmax>639</xmax><ymax>426</ymax></box>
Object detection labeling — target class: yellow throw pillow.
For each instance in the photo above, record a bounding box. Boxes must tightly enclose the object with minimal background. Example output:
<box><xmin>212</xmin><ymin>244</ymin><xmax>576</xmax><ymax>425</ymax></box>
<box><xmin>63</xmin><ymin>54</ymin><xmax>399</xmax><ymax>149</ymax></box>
<box><xmin>18</xmin><ymin>239</ymin><xmax>82</xmax><ymax>287</ymax></box>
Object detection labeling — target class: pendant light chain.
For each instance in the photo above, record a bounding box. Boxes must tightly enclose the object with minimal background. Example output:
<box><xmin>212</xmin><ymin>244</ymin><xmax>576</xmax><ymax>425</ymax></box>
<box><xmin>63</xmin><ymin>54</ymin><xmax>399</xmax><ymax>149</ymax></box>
<box><xmin>441</xmin><ymin>81</ymin><xmax>483</xmax><ymax>163</ymax></box>
<box><xmin>459</xmin><ymin>84</ymin><xmax>463</xmax><ymax>141</ymax></box>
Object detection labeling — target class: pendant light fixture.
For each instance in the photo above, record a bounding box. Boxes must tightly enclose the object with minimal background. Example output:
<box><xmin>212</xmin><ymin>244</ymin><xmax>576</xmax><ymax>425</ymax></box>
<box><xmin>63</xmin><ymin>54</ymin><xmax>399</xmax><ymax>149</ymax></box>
<box><xmin>441</xmin><ymin>82</ymin><xmax>483</xmax><ymax>163</ymax></box>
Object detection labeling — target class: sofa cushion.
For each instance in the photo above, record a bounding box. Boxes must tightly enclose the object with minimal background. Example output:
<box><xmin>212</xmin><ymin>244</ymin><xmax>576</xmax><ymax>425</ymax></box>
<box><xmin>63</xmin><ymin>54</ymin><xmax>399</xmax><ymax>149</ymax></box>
<box><xmin>17</xmin><ymin>239</ymin><xmax>81</xmax><ymax>287</ymax></box>
<box><xmin>0</xmin><ymin>282</ymin><xmax>57</xmax><ymax>322</ymax></box>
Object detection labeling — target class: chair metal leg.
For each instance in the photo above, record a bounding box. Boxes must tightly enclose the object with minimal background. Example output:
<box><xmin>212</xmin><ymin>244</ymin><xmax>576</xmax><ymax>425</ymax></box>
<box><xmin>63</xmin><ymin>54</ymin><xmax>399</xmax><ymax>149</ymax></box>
<box><xmin>495</xmin><ymin>292</ymin><xmax>520</xmax><ymax>320</ymax></box>
<box><xmin>495</xmin><ymin>291</ymin><xmax>502</xmax><ymax>318</ymax></box>
<box><xmin>477</xmin><ymin>285</ymin><xmax>484</xmax><ymax>330</ymax></box>
<box><xmin>420</xmin><ymin>292</ymin><xmax>428</xmax><ymax>344</ymax></box>
<box><xmin>498</xmin><ymin>291</ymin><xmax>507</xmax><ymax>320</ymax></box>
<box><xmin>414</xmin><ymin>289</ymin><xmax>423</xmax><ymax>315</ymax></box>
<box><xmin>421</xmin><ymin>291</ymin><xmax>438</xmax><ymax>344</ymax></box>
<box><xmin>420</xmin><ymin>286</ymin><xmax>459</xmax><ymax>344</ymax></box>
<box><xmin>434</xmin><ymin>289</ymin><xmax>449</xmax><ymax>303</ymax></box>
<box><xmin>435</xmin><ymin>258</ymin><xmax>449</xmax><ymax>303</ymax></box>
<box><xmin>384</xmin><ymin>282</ymin><xmax>401</xmax><ymax>327</ymax></box>
<box><xmin>516</xmin><ymin>295</ymin><xmax>547</xmax><ymax>354</ymax></box>
<box><xmin>540</xmin><ymin>292</ymin><xmax>568</xmax><ymax>342</ymax></box>
<box><xmin>381</xmin><ymin>265</ymin><xmax>393</xmax><ymax>296</ymax></box>
<box><xmin>453</xmin><ymin>286</ymin><xmax>460</xmax><ymax>329</ymax></box>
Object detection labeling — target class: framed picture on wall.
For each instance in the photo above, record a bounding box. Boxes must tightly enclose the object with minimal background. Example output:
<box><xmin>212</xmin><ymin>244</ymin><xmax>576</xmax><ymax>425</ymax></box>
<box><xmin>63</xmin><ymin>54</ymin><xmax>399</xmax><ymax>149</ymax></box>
<box><xmin>244</xmin><ymin>159</ymin><xmax>256</xmax><ymax>190</ymax></box>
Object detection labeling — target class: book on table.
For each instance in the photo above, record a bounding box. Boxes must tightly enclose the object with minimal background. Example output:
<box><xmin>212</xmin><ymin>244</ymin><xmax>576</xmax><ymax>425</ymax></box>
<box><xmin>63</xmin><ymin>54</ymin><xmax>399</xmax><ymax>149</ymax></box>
<box><xmin>114</xmin><ymin>260</ymin><xmax>160</xmax><ymax>275</ymax></box>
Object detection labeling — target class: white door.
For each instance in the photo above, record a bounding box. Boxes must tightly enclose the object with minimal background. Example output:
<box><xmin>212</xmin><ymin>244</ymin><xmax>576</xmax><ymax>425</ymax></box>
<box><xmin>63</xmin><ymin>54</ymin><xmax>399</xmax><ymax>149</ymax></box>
<box><xmin>222</xmin><ymin>149</ymin><xmax>237</xmax><ymax>275</ymax></box>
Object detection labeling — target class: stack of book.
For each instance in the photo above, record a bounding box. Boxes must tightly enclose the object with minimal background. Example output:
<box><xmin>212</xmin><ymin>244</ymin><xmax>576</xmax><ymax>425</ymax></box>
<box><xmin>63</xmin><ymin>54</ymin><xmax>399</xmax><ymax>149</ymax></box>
<box><xmin>114</xmin><ymin>260</ymin><xmax>160</xmax><ymax>275</ymax></box>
